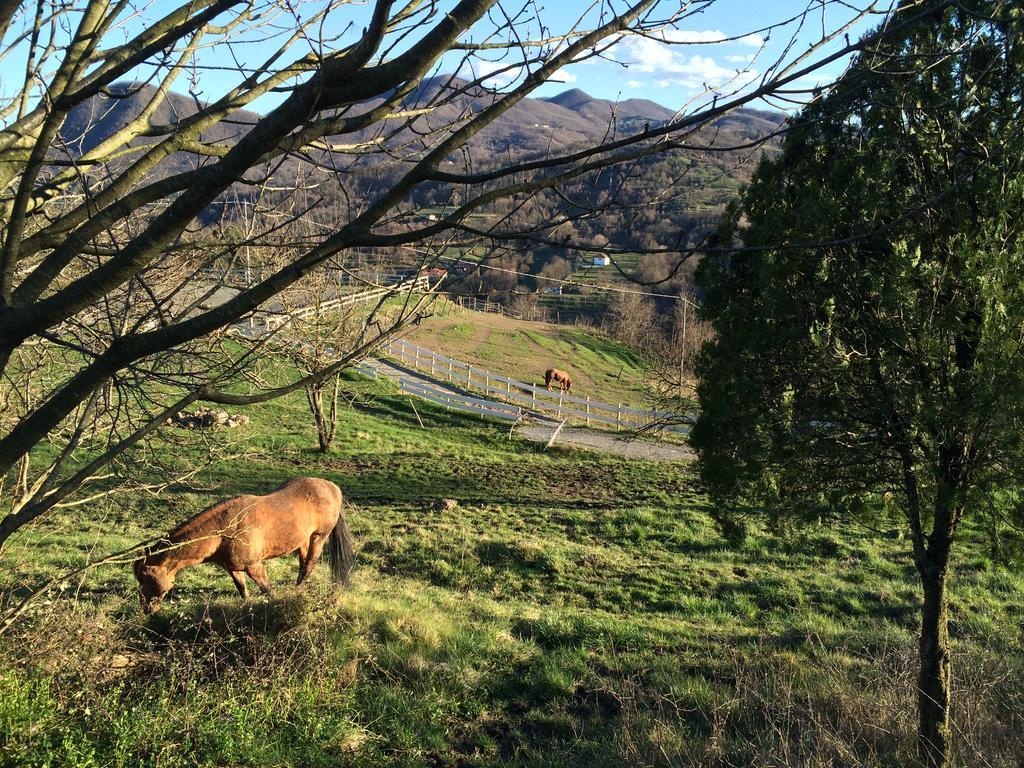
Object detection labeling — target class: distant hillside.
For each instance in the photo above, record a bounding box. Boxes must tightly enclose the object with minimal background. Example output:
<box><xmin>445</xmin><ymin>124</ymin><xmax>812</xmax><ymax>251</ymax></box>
<box><xmin>59</xmin><ymin>84</ymin><xmax>297</xmax><ymax>189</ymax></box>
<box><xmin>56</xmin><ymin>77</ymin><xmax>782</xmax><ymax>296</ymax></box>
<box><xmin>59</xmin><ymin>77</ymin><xmax>781</xmax><ymax>178</ymax></box>
<box><xmin>61</xmin><ymin>86</ymin><xmax>259</xmax><ymax>156</ymax></box>
<box><xmin>542</xmin><ymin>88</ymin><xmax>677</xmax><ymax>123</ymax></box>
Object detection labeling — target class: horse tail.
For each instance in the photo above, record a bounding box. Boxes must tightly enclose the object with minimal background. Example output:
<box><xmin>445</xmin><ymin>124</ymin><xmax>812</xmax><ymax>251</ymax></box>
<box><xmin>326</xmin><ymin>496</ymin><xmax>355</xmax><ymax>587</ymax></box>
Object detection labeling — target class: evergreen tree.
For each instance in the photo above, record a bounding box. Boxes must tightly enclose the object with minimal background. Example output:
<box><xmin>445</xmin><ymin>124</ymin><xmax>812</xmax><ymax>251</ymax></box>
<box><xmin>693</xmin><ymin>3</ymin><xmax>1023</xmax><ymax>765</ymax></box>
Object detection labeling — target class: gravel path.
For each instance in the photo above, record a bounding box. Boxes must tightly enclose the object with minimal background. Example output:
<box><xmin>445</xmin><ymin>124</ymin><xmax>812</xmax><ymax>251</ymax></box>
<box><xmin>518</xmin><ymin>423</ymin><xmax>693</xmax><ymax>461</ymax></box>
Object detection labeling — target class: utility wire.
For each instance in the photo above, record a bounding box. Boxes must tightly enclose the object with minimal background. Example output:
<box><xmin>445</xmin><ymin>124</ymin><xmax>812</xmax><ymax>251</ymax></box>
<box><xmin>431</xmin><ymin>253</ymin><xmax>699</xmax><ymax>307</ymax></box>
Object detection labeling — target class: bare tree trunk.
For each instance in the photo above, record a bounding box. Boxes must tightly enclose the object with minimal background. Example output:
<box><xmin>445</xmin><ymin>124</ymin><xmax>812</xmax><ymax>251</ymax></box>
<box><xmin>325</xmin><ymin>375</ymin><xmax>339</xmax><ymax>451</ymax></box>
<box><xmin>305</xmin><ymin>377</ymin><xmax>339</xmax><ymax>453</ymax></box>
<box><xmin>917</xmin><ymin>555</ymin><xmax>952</xmax><ymax>768</ymax></box>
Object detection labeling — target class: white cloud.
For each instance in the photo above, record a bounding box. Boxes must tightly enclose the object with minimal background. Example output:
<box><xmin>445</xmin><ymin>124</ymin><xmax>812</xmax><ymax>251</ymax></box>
<box><xmin>726</xmin><ymin>53</ymin><xmax>755</xmax><ymax>63</ymax></box>
<box><xmin>636</xmin><ymin>29</ymin><xmax>765</xmax><ymax>47</ymax></box>
<box><xmin>457</xmin><ymin>59</ymin><xmax>522</xmax><ymax>86</ymax></box>
<box><xmin>663</xmin><ymin>29</ymin><xmax>728</xmax><ymax>44</ymax></box>
<box><xmin>552</xmin><ymin>67</ymin><xmax>577</xmax><ymax>83</ymax></box>
<box><xmin>625</xmin><ymin>79</ymin><xmax>644</xmax><ymax>88</ymax></box>
<box><xmin>612</xmin><ymin>35</ymin><xmax>758</xmax><ymax>90</ymax></box>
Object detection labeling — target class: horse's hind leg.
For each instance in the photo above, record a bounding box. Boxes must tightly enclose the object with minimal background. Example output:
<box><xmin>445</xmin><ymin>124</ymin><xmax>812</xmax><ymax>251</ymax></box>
<box><xmin>245</xmin><ymin>562</ymin><xmax>273</xmax><ymax>596</ymax></box>
<box><xmin>229</xmin><ymin>570</ymin><xmax>249</xmax><ymax>599</ymax></box>
<box><xmin>296</xmin><ymin>532</ymin><xmax>326</xmax><ymax>587</ymax></box>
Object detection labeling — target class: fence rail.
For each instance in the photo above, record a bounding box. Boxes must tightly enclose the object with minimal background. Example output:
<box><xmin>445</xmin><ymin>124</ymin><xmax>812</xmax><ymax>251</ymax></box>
<box><xmin>450</xmin><ymin>295</ymin><xmax>520</xmax><ymax>319</ymax></box>
<box><xmin>251</xmin><ymin>275</ymin><xmax>431</xmax><ymax>335</ymax></box>
<box><xmin>381</xmin><ymin>338</ymin><xmax>688</xmax><ymax>433</ymax></box>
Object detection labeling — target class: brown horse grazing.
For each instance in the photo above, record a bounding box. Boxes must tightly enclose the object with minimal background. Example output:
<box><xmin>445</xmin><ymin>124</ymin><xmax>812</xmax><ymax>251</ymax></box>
<box><xmin>134</xmin><ymin>477</ymin><xmax>354</xmax><ymax>614</ymax></box>
<box><xmin>544</xmin><ymin>368</ymin><xmax>572</xmax><ymax>393</ymax></box>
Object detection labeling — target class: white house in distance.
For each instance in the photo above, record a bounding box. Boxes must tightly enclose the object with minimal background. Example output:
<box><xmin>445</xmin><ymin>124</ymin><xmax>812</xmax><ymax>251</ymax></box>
<box><xmin>592</xmin><ymin>255</ymin><xmax>611</xmax><ymax>267</ymax></box>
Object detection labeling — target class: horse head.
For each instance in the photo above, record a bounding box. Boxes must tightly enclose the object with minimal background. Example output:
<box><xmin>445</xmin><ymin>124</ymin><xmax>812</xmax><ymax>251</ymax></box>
<box><xmin>134</xmin><ymin>553</ymin><xmax>175</xmax><ymax>614</ymax></box>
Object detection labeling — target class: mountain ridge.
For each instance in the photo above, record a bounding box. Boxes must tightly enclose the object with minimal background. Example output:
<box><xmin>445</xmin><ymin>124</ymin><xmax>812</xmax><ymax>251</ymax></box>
<box><xmin>60</xmin><ymin>76</ymin><xmax>783</xmax><ymax>165</ymax></box>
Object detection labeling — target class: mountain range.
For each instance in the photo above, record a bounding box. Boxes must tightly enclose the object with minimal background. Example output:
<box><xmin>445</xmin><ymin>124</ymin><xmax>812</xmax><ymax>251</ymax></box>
<box><xmin>59</xmin><ymin>76</ymin><xmax>782</xmax><ymax>178</ymax></box>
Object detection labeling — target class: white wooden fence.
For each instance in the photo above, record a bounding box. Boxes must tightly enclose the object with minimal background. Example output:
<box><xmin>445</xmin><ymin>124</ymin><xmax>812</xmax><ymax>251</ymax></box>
<box><xmin>250</xmin><ymin>274</ymin><xmax>431</xmax><ymax>336</ymax></box>
<box><xmin>381</xmin><ymin>338</ymin><xmax>688</xmax><ymax>433</ymax></box>
<box><xmin>451</xmin><ymin>295</ymin><xmax>521</xmax><ymax>319</ymax></box>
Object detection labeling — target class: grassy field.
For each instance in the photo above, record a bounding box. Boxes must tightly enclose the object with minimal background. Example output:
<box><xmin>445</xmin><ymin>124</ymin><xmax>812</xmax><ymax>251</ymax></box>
<box><xmin>1</xmin><ymin>371</ymin><xmax>1022</xmax><ymax>767</ymax></box>
<box><xmin>405</xmin><ymin>306</ymin><xmax>653</xmax><ymax>406</ymax></box>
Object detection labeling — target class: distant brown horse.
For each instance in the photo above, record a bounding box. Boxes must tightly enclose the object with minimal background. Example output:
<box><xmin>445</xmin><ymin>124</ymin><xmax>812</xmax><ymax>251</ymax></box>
<box><xmin>134</xmin><ymin>477</ymin><xmax>354</xmax><ymax>614</ymax></box>
<box><xmin>544</xmin><ymin>368</ymin><xmax>572</xmax><ymax>393</ymax></box>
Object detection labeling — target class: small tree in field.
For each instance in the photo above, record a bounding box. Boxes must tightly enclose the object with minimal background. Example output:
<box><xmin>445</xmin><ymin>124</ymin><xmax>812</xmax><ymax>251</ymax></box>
<box><xmin>693</xmin><ymin>4</ymin><xmax>1023</xmax><ymax>766</ymax></box>
<box><xmin>273</xmin><ymin>271</ymin><xmax>372</xmax><ymax>454</ymax></box>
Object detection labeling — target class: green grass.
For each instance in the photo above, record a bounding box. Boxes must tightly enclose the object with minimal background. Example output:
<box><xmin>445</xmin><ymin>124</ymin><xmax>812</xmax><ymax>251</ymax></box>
<box><xmin>1</xmin><ymin>373</ymin><xmax>1022</xmax><ymax>766</ymax></box>
<box><xmin>405</xmin><ymin>307</ymin><xmax>653</xmax><ymax>405</ymax></box>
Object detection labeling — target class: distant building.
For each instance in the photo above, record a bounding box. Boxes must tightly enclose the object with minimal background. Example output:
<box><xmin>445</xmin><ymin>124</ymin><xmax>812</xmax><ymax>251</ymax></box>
<box><xmin>592</xmin><ymin>255</ymin><xmax>611</xmax><ymax>267</ymax></box>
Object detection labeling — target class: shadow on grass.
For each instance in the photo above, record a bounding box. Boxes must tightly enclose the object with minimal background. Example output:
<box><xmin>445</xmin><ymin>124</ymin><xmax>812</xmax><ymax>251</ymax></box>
<box><xmin>356</xmin><ymin>387</ymin><xmax>512</xmax><ymax>436</ymax></box>
<box><xmin>125</xmin><ymin>588</ymin><xmax>352</xmax><ymax>681</ymax></box>
<box><xmin>141</xmin><ymin>591</ymin><xmax>314</xmax><ymax>642</ymax></box>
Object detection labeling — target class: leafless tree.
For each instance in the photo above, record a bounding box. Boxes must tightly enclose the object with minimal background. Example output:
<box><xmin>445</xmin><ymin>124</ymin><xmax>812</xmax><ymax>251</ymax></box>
<box><xmin>650</xmin><ymin>289</ymin><xmax>712</xmax><ymax>404</ymax></box>
<box><xmin>0</xmin><ymin>0</ymin><xmax>928</xmax><ymax>552</ymax></box>
<box><xmin>607</xmin><ymin>288</ymin><xmax>659</xmax><ymax>352</ymax></box>
<box><xmin>267</xmin><ymin>261</ymin><xmax>425</xmax><ymax>453</ymax></box>
<box><xmin>538</xmin><ymin>256</ymin><xmax>573</xmax><ymax>284</ymax></box>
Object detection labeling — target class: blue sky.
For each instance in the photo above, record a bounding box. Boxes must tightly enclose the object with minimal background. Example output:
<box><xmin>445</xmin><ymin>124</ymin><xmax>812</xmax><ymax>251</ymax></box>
<box><xmin>461</xmin><ymin>0</ymin><xmax>893</xmax><ymax>109</ymax></box>
<box><xmin>2</xmin><ymin>1</ymin><xmax>896</xmax><ymax>115</ymax></box>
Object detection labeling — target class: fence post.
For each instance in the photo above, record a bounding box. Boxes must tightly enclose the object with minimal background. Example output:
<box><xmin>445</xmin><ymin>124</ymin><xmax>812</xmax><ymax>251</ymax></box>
<box><xmin>414</xmin><ymin>347</ymin><xmax>420</xmax><ymax>369</ymax></box>
<box><xmin>557</xmin><ymin>392</ymin><xmax>563</xmax><ymax>420</ymax></box>
<box><xmin>466</xmin><ymin>366</ymin><xmax>472</xmax><ymax>388</ymax></box>
<box><xmin>586</xmin><ymin>397</ymin><xmax>591</xmax><ymax>427</ymax></box>
<box><xmin>616</xmin><ymin>403</ymin><xmax>622</xmax><ymax>431</ymax></box>
<box><xmin>448</xmin><ymin>361</ymin><xmax>453</xmax><ymax>382</ymax></box>
<box><xmin>485</xmin><ymin>370</ymin><xmax>490</xmax><ymax>392</ymax></box>
<box><xmin>531</xmin><ymin>387</ymin><xmax>536</xmax><ymax>410</ymax></box>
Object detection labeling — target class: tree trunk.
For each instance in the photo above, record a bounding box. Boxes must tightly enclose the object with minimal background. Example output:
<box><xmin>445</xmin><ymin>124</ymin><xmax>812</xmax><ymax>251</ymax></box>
<box><xmin>917</xmin><ymin>564</ymin><xmax>952</xmax><ymax>768</ymax></box>
<box><xmin>305</xmin><ymin>379</ymin><xmax>338</xmax><ymax>454</ymax></box>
